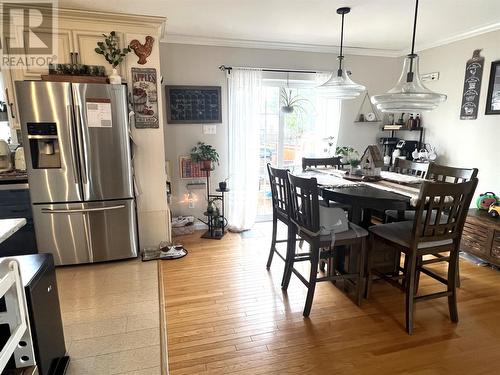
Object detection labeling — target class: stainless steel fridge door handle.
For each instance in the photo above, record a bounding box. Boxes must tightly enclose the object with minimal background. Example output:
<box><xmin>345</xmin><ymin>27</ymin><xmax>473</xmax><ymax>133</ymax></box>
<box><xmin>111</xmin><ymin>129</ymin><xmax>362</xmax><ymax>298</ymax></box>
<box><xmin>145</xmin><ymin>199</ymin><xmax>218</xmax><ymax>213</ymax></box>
<box><xmin>74</xmin><ymin>105</ymin><xmax>88</xmax><ymax>184</ymax></box>
<box><xmin>67</xmin><ymin>105</ymin><xmax>79</xmax><ymax>183</ymax></box>
<box><xmin>41</xmin><ymin>205</ymin><xmax>125</xmax><ymax>214</ymax></box>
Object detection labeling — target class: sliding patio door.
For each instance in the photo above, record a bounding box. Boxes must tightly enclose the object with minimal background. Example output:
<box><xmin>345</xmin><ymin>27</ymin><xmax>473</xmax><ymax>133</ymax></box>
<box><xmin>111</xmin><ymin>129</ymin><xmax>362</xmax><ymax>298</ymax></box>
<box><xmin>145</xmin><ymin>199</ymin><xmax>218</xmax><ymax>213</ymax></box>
<box><xmin>256</xmin><ymin>85</ymin><xmax>341</xmax><ymax>220</ymax></box>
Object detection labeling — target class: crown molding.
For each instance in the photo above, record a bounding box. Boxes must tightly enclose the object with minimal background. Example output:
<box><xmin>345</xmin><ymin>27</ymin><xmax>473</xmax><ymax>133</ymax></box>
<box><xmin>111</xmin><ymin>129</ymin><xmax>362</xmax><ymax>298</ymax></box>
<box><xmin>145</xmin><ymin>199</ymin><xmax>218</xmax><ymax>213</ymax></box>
<box><xmin>162</xmin><ymin>34</ymin><xmax>401</xmax><ymax>58</ymax></box>
<box><xmin>164</xmin><ymin>20</ymin><xmax>500</xmax><ymax>59</ymax></box>
<box><xmin>398</xmin><ymin>21</ymin><xmax>500</xmax><ymax>56</ymax></box>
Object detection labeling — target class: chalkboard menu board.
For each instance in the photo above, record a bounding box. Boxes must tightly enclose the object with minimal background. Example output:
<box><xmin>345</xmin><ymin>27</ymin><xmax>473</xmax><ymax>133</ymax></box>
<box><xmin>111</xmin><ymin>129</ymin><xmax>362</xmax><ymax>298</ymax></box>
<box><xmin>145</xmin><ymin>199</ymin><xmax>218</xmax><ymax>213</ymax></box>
<box><xmin>460</xmin><ymin>49</ymin><xmax>484</xmax><ymax>120</ymax></box>
<box><xmin>165</xmin><ymin>86</ymin><xmax>222</xmax><ymax>124</ymax></box>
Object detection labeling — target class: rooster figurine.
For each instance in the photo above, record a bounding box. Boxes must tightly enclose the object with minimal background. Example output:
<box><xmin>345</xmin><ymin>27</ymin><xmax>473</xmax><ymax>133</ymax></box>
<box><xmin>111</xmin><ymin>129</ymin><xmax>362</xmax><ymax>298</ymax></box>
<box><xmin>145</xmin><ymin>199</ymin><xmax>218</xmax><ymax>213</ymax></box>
<box><xmin>129</xmin><ymin>36</ymin><xmax>155</xmax><ymax>65</ymax></box>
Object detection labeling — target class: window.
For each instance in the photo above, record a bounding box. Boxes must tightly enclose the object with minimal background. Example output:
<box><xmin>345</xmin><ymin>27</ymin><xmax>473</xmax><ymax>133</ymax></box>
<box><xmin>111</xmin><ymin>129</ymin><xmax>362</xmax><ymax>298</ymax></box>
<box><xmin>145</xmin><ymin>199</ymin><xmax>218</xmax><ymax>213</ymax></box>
<box><xmin>257</xmin><ymin>76</ymin><xmax>341</xmax><ymax>219</ymax></box>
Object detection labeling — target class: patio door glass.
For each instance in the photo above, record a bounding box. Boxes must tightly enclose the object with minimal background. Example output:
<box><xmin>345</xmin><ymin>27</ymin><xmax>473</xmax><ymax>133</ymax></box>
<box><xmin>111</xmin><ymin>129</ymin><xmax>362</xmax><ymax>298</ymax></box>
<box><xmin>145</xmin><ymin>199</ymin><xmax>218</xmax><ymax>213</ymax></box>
<box><xmin>257</xmin><ymin>85</ymin><xmax>341</xmax><ymax>220</ymax></box>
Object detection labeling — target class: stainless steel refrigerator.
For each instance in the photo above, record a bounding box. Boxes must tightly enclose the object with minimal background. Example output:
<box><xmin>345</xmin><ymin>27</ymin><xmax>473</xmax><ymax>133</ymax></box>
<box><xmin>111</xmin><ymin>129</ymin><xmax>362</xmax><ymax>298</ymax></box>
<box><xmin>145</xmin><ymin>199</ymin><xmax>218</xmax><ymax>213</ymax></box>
<box><xmin>15</xmin><ymin>81</ymin><xmax>138</xmax><ymax>265</ymax></box>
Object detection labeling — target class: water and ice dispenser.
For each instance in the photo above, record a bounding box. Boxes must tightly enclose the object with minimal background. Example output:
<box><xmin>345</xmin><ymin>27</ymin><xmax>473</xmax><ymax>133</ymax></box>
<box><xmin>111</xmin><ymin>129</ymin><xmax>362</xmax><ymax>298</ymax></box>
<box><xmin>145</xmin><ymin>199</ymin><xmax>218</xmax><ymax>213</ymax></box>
<box><xmin>27</xmin><ymin>123</ymin><xmax>61</xmax><ymax>169</ymax></box>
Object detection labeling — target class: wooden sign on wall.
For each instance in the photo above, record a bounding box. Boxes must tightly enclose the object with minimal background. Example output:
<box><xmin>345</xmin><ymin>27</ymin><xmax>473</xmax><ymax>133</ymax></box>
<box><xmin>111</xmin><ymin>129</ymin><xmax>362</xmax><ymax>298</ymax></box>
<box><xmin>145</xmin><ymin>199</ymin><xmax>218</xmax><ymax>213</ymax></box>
<box><xmin>460</xmin><ymin>49</ymin><xmax>484</xmax><ymax>120</ymax></box>
<box><xmin>132</xmin><ymin>67</ymin><xmax>159</xmax><ymax>128</ymax></box>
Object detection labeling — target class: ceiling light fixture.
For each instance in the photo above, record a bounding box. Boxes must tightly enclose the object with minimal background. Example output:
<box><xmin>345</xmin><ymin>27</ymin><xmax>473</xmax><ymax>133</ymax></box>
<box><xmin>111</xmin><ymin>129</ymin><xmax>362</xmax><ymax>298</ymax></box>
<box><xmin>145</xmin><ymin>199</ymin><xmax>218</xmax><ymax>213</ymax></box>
<box><xmin>317</xmin><ymin>7</ymin><xmax>365</xmax><ymax>99</ymax></box>
<box><xmin>371</xmin><ymin>0</ymin><xmax>446</xmax><ymax>112</ymax></box>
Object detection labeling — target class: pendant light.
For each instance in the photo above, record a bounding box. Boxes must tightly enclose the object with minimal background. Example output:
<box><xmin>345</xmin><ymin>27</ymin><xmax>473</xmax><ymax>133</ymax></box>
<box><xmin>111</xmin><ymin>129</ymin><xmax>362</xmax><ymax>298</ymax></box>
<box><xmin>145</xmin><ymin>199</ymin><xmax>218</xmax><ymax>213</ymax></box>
<box><xmin>317</xmin><ymin>7</ymin><xmax>365</xmax><ymax>99</ymax></box>
<box><xmin>371</xmin><ymin>0</ymin><xmax>446</xmax><ymax>112</ymax></box>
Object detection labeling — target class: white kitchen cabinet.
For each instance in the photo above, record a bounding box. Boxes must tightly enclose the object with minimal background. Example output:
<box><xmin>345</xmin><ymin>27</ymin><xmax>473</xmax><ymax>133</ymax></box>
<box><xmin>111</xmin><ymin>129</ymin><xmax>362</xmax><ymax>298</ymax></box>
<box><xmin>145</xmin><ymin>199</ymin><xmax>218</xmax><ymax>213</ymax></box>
<box><xmin>21</xmin><ymin>29</ymin><xmax>74</xmax><ymax>79</ymax></box>
<box><xmin>71</xmin><ymin>30</ymin><xmax>126</xmax><ymax>76</ymax></box>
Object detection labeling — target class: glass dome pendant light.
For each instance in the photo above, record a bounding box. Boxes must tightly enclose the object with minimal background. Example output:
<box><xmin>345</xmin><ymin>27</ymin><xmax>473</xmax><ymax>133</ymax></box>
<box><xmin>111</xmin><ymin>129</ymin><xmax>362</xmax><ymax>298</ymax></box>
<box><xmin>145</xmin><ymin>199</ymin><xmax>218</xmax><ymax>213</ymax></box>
<box><xmin>317</xmin><ymin>7</ymin><xmax>366</xmax><ymax>99</ymax></box>
<box><xmin>371</xmin><ymin>0</ymin><xmax>446</xmax><ymax>112</ymax></box>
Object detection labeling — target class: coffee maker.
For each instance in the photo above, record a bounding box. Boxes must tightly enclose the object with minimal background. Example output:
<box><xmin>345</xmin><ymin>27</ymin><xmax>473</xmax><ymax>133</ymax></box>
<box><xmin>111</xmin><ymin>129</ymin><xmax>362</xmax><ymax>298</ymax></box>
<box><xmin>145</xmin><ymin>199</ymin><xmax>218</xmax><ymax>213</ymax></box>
<box><xmin>396</xmin><ymin>140</ymin><xmax>419</xmax><ymax>160</ymax></box>
<box><xmin>0</xmin><ymin>139</ymin><xmax>12</xmax><ymax>172</ymax></box>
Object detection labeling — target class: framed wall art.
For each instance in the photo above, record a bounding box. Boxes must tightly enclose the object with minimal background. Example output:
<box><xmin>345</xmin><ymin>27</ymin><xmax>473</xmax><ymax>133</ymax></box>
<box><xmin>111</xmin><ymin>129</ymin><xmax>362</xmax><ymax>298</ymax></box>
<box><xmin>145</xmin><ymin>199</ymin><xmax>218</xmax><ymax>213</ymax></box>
<box><xmin>485</xmin><ymin>60</ymin><xmax>500</xmax><ymax>115</ymax></box>
<box><xmin>132</xmin><ymin>67</ymin><xmax>159</xmax><ymax>128</ymax></box>
<box><xmin>179</xmin><ymin>156</ymin><xmax>206</xmax><ymax>179</ymax></box>
<box><xmin>166</xmin><ymin>86</ymin><xmax>222</xmax><ymax>124</ymax></box>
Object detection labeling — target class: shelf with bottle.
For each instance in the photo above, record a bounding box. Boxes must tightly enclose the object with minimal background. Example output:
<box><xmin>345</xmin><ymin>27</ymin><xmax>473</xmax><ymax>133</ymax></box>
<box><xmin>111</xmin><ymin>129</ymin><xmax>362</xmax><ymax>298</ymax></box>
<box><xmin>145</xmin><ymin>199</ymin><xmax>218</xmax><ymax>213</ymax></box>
<box><xmin>382</xmin><ymin>125</ymin><xmax>424</xmax><ymax>131</ymax></box>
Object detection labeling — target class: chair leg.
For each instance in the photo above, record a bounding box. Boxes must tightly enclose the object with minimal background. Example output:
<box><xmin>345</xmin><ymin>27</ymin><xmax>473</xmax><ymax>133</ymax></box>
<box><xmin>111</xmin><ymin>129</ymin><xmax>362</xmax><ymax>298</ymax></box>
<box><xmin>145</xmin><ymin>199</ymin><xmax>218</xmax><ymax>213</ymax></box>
<box><xmin>414</xmin><ymin>256</ymin><xmax>422</xmax><ymax>294</ymax></box>
<box><xmin>356</xmin><ymin>237</ymin><xmax>366</xmax><ymax>306</ymax></box>
<box><xmin>456</xmin><ymin>255</ymin><xmax>461</xmax><ymax>288</ymax></box>
<box><xmin>281</xmin><ymin>229</ymin><xmax>296</xmax><ymax>291</ymax></box>
<box><xmin>365</xmin><ymin>235</ymin><xmax>374</xmax><ymax>299</ymax></box>
<box><xmin>266</xmin><ymin>215</ymin><xmax>278</xmax><ymax>270</ymax></box>
<box><xmin>281</xmin><ymin>224</ymin><xmax>293</xmax><ymax>287</ymax></box>
<box><xmin>448</xmin><ymin>249</ymin><xmax>459</xmax><ymax>323</ymax></box>
<box><xmin>405</xmin><ymin>253</ymin><xmax>417</xmax><ymax>335</ymax></box>
<box><xmin>303</xmin><ymin>244</ymin><xmax>319</xmax><ymax>317</ymax></box>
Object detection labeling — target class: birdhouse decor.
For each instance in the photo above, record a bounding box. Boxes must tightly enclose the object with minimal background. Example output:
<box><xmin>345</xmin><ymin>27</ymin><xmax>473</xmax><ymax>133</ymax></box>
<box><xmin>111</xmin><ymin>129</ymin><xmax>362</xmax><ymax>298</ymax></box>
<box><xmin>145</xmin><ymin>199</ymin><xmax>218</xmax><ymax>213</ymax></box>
<box><xmin>360</xmin><ymin>145</ymin><xmax>384</xmax><ymax>177</ymax></box>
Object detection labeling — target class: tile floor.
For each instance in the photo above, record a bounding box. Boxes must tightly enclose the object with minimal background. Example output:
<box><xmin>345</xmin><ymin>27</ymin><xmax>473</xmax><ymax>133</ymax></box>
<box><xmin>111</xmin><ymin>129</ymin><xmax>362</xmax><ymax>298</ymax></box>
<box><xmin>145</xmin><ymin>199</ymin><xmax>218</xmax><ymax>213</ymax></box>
<box><xmin>56</xmin><ymin>258</ymin><xmax>161</xmax><ymax>374</ymax></box>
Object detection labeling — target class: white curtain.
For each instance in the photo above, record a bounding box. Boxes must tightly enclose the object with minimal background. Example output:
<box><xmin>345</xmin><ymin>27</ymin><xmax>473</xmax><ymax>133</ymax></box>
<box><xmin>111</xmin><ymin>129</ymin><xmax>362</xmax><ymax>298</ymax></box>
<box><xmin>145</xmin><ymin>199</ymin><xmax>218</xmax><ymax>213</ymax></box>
<box><xmin>226</xmin><ymin>69</ymin><xmax>263</xmax><ymax>231</ymax></box>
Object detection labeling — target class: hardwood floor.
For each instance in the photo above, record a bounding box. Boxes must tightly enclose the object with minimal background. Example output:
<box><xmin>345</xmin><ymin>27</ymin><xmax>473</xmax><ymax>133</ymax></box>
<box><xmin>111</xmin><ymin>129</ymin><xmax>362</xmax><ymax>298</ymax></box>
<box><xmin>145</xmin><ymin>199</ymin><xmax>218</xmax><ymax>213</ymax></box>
<box><xmin>160</xmin><ymin>223</ymin><xmax>500</xmax><ymax>374</ymax></box>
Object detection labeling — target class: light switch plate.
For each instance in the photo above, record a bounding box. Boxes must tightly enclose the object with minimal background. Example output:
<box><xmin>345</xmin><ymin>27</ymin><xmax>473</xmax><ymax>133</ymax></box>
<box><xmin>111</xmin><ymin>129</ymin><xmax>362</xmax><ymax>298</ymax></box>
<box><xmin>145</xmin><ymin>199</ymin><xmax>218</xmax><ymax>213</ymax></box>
<box><xmin>203</xmin><ymin>125</ymin><xmax>217</xmax><ymax>135</ymax></box>
<box><xmin>421</xmin><ymin>72</ymin><xmax>440</xmax><ymax>82</ymax></box>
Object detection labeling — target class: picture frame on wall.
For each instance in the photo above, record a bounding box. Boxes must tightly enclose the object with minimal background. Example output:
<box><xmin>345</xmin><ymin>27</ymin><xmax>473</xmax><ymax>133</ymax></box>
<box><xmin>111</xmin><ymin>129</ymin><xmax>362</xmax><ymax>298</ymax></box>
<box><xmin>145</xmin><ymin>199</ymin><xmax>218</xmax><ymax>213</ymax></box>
<box><xmin>179</xmin><ymin>156</ymin><xmax>206</xmax><ymax>179</ymax></box>
<box><xmin>485</xmin><ymin>60</ymin><xmax>500</xmax><ymax>115</ymax></box>
<box><xmin>166</xmin><ymin>86</ymin><xmax>222</xmax><ymax>124</ymax></box>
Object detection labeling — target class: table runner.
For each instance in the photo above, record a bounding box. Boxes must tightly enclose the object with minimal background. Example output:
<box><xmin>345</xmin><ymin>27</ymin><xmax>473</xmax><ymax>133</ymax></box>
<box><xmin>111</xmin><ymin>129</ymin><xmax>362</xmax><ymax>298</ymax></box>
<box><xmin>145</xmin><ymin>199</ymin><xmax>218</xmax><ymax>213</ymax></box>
<box><xmin>296</xmin><ymin>170</ymin><xmax>362</xmax><ymax>188</ymax></box>
<box><xmin>299</xmin><ymin>168</ymin><xmax>421</xmax><ymax>206</ymax></box>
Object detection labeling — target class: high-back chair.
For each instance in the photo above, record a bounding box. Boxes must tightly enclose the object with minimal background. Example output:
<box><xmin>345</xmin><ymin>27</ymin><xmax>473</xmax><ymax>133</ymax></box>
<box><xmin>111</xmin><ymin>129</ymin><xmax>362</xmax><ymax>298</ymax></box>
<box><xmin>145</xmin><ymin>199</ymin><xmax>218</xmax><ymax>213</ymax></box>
<box><xmin>367</xmin><ymin>178</ymin><xmax>478</xmax><ymax>334</ymax></box>
<box><xmin>266</xmin><ymin>164</ymin><xmax>294</xmax><ymax>286</ymax></box>
<box><xmin>302</xmin><ymin>157</ymin><xmax>342</xmax><ymax>172</ymax></box>
<box><xmin>384</xmin><ymin>159</ymin><xmax>430</xmax><ymax>222</ymax></box>
<box><xmin>387</xmin><ymin>163</ymin><xmax>479</xmax><ymax>286</ymax></box>
<box><xmin>282</xmin><ymin>173</ymin><xmax>368</xmax><ymax>316</ymax></box>
<box><xmin>427</xmin><ymin>163</ymin><xmax>478</xmax><ymax>183</ymax></box>
<box><xmin>393</xmin><ymin>158</ymin><xmax>429</xmax><ymax>178</ymax></box>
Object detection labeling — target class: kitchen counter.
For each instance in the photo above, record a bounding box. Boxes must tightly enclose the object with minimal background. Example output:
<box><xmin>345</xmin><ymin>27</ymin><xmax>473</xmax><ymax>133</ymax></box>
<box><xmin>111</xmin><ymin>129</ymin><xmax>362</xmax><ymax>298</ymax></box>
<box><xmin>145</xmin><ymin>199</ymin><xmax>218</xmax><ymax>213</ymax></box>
<box><xmin>0</xmin><ymin>171</ymin><xmax>28</xmax><ymax>185</ymax></box>
<box><xmin>0</xmin><ymin>218</ymin><xmax>27</xmax><ymax>244</ymax></box>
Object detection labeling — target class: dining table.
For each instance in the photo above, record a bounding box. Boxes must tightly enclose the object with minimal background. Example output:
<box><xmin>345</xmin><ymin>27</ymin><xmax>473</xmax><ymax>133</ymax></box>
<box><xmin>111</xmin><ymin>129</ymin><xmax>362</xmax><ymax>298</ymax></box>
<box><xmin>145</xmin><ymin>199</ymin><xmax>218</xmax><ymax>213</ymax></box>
<box><xmin>296</xmin><ymin>168</ymin><xmax>425</xmax><ymax>275</ymax></box>
<box><xmin>297</xmin><ymin>168</ymin><xmax>423</xmax><ymax>225</ymax></box>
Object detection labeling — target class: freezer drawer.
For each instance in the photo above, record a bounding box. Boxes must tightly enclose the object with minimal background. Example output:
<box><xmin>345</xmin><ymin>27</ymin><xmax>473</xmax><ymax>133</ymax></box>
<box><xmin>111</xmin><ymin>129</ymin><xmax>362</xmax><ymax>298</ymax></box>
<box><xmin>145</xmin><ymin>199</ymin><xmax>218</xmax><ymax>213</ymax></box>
<box><xmin>32</xmin><ymin>199</ymin><xmax>138</xmax><ymax>265</ymax></box>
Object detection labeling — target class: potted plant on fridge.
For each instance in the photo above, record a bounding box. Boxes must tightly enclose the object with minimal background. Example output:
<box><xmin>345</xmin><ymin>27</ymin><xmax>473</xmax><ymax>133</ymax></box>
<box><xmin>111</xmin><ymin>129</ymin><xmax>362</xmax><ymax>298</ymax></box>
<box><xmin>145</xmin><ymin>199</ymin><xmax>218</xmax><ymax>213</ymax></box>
<box><xmin>190</xmin><ymin>142</ymin><xmax>220</xmax><ymax>170</ymax></box>
<box><xmin>95</xmin><ymin>31</ymin><xmax>131</xmax><ymax>84</ymax></box>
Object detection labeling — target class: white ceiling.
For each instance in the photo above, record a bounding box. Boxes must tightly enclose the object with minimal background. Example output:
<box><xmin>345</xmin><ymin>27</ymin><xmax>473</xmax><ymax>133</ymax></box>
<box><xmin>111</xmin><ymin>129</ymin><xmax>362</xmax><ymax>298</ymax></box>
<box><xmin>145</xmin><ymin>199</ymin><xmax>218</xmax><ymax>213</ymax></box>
<box><xmin>60</xmin><ymin>0</ymin><xmax>500</xmax><ymax>56</ymax></box>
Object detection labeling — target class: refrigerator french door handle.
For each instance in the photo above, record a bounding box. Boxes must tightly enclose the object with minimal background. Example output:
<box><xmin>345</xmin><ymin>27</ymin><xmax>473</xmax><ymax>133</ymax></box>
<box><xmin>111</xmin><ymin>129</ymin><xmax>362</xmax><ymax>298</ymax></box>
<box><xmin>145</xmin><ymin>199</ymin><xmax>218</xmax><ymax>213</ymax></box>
<box><xmin>67</xmin><ymin>105</ymin><xmax>79</xmax><ymax>184</ymax></box>
<box><xmin>41</xmin><ymin>205</ymin><xmax>126</xmax><ymax>214</ymax></box>
<box><xmin>74</xmin><ymin>105</ymin><xmax>88</xmax><ymax>184</ymax></box>
<box><xmin>82</xmin><ymin>213</ymin><xmax>94</xmax><ymax>263</ymax></box>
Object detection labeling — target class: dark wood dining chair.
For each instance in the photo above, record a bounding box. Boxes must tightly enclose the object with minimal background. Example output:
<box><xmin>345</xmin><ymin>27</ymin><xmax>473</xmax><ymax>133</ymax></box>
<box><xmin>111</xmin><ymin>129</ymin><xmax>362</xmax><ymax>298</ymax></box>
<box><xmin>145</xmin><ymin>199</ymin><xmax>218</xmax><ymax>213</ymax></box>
<box><xmin>266</xmin><ymin>164</ymin><xmax>294</xmax><ymax>286</ymax></box>
<box><xmin>302</xmin><ymin>156</ymin><xmax>342</xmax><ymax>172</ymax></box>
<box><xmin>366</xmin><ymin>178</ymin><xmax>478</xmax><ymax>334</ymax></box>
<box><xmin>393</xmin><ymin>158</ymin><xmax>429</xmax><ymax>178</ymax></box>
<box><xmin>427</xmin><ymin>163</ymin><xmax>478</xmax><ymax>183</ymax></box>
<box><xmin>384</xmin><ymin>159</ymin><xmax>431</xmax><ymax>222</ymax></box>
<box><xmin>386</xmin><ymin>163</ymin><xmax>478</xmax><ymax>287</ymax></box>
<box><xmin>282</xmin><ymin>173</ymin><xmax>368</xmax><ymax>316</ymax></box>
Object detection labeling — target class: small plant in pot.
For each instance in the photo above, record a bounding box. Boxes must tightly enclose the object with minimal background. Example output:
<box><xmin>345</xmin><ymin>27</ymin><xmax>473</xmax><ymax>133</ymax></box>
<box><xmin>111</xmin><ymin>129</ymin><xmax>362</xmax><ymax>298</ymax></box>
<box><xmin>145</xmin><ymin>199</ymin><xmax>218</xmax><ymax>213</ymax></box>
<box><xmin>349</xmin><ymin>159</ymin><xmax>362</xmax><ymax>176</ymax></box>
<box><xmin>95</xmin><ymin>31</ymin><xmax>131</xmax><ymax>84</ymax></box>
<box><xmin>190</xmin><ymin>142</ymin><xmax>220</xmax><ymax>170</ymax></box>
<box><xmin>219</xmin><ymin>177</ymin><xmax>229</xmax><ymax>191</ymax></box>
<box><xmin>280</xmin><ymin>88</ymin><xmax>308</xmax><ymax>114</ymax></box>
<box><xmin>336</xmin><ymin>146</ymin><xmax>361</xmax><ymax>166</ymax></box>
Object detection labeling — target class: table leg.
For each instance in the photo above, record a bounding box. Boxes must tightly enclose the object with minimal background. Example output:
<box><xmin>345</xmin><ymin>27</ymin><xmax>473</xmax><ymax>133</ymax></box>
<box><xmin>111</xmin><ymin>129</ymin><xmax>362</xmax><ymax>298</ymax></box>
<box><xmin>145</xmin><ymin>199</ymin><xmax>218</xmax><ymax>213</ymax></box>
<box><xmin>350</xmin><ymin>205</ymin><xmax>362</xmax><ymax>225</ymax></box>
<box><xmin>362</xmin><ymin>208</ymin><xmax>373</xmax><ymax>229</ymax></box>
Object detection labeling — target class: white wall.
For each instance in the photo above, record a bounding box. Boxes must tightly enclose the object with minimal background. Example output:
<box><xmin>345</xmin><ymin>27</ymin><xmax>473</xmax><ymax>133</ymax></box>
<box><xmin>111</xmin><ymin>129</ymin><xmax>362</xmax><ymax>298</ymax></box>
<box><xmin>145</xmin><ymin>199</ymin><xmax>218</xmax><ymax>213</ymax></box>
<box><xmin>419</xmin><ymin>30</ymin><xmax>500</xmax><ymax>197</ymax></box>
<box><xmin>160</xmin><ymin>43</ymin><xmax>401</xmax><ymax>218</ymax></box>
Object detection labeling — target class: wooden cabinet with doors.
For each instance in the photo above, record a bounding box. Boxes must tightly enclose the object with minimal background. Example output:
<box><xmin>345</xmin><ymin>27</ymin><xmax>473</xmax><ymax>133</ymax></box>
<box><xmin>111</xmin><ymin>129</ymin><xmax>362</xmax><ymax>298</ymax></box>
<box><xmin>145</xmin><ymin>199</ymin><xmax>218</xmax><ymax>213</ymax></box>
<box><xmin>461</xmin><ymin>209</ymin><xmax>500</xmax><ymax>267</ymax></box>
<box><xmin>71</xmin><ymin>30</ymin><xmax>126</xmax><ymax>76</ymax></box>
